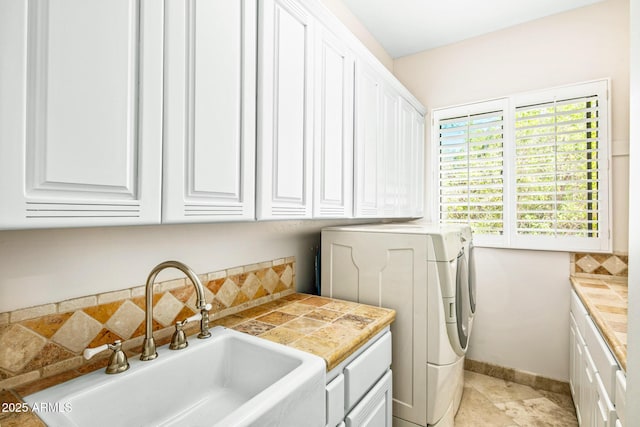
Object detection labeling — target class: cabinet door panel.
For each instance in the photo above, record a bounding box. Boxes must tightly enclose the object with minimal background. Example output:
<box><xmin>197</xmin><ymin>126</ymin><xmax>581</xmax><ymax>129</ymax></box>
<box><xmin>313</xmin><ymin>27</ymin><xmax>354</xmax><ymax>218</ymax></box>
<box><xmin>396</xmin><ymin>98</ymin><xmax>415</xmax><ymax>217</ymax></box>
<box><xmin>257</xmin><ymin>0</ymin><xmax>313</xmax><ymax>219</ymax></box>
<box><xmin>354</xmin><ymin>63</ymin><xmax>382</xmax><ymax>217</ymax></box>
<box><xmin>33</xmin><ymin>0</ymin><xmax>136</xmax><ymax>190</ymax></box>
<box><xmin>569</xmin><ymin>312</ymin><xmax>583</xmax><ymax>424</ymax></box>
<box><xmin>163</xmin><ymin>0</ymin><xmax>256</xmax><ymax>222</ymax></box>
<box><xmin>346</xmin><ymin>370</ymin><xmax>392</xmax><ymax>427</ymax></box>
<box><xmin>381</xmin><ymin>87</ymin><xmax>399</xmax><ymax>217</ymax></box>
<box><xmin>0</xmin><ymin>0</ymin><xmax>163</xmax><ymax>228</ymax></box>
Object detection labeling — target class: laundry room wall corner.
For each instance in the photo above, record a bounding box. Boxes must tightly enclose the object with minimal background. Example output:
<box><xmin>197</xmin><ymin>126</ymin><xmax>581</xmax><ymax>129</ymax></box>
<box><xmin>467</xmin><ymin>247</ymin><xmax>571</xmax><ymax>381</ymax></box>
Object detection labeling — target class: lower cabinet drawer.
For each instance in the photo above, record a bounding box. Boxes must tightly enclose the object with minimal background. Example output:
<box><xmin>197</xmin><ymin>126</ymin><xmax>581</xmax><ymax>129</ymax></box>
<box><xmin>594</xmin><ymin>373</ymin><xmax>616</xmax><ymax>427</ymax></box>
<box><xmin>584</xmin><ymin>316</ymin><xmax>619</xmax><ymax>399</ymax></box>
<box><xmin>344</xmin><ymin>332</ymin><xmax>392</xmax><ymax>411</ymax></box>
<box><xmin>346</xmin><ymin>370</ymin><xmax>392</xmax><ymax>427</ymax></box>
<box><xmin>327</xmin><ymin>373</ymin><xmax>345</xmax><ymax>427</ymax></box>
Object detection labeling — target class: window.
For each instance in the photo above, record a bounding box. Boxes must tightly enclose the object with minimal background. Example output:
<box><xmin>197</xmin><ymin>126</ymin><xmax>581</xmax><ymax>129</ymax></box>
<box><xmin>433</xmin><ymin>80</ymin><xmax>610</xmax><ymax>252</ymax></box>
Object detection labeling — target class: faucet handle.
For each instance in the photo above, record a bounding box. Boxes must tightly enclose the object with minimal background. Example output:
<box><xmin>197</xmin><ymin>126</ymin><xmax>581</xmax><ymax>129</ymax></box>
<box><xmin>84</xmin><ymin>340</ymin><xmax>130</xmax><ymax>374</ymax></box>
<box><xmin>83</xmin><ymin>343</ymin><xmax>110</xmax><ymax>360</ymax></box>
<box><xmin>169</xmin><ymin>308</ymin><xmax>209</xmax><ymax>350</ymax></box>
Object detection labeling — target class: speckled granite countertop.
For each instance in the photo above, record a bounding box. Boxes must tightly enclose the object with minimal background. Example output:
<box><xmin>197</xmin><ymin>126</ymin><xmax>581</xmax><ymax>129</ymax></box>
<box><xmin>570</xmin><ymin>276</ymin><xmax>627</xmax><ymax>370</ymax></box>
<box><xmin>0</xmin><ymin>293</ymin><xmax>395</xmax><ymax>426</ymax></box>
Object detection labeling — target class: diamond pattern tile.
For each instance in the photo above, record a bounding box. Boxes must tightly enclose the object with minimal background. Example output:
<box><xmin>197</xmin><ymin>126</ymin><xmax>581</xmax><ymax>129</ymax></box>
<box><xmin>280</xmin><ymin>266</ymin><xmax>293</xmax><ymax>287</ymax></box>
<box><xmin>52</xmin><ymin>311</ymin><xmax>103</xmax><ymax>353</ymax></box>
<box><xmin>0</xmin><ymin>325</ymin><xmax>46</xmax><ymax>373</ymax></box>
<box><xmin>152</xmin><ymin>293</ymin><xmax>184</xmax><ymax>327</ymax></box>
<box><xmin>216</xmin><ymin>278</ymin><xmax>240</xmax><ymax>308</ymax></box>
<box><xmin>576</xmin><ymin>255</ymin><xmax>599</xmax><ymax>273</ymax></box>
<box><xmin>259</xmin><ymin>268</ymin><xmax>280</xmax><ymax>293</ymax></box>
<box><xmin>105</xmin><ymin>300</ymin><xmax>145</xmax><ymax>339</ymax></box>
<box><xmin>601</xmin><ymin>256</ymin><xmax>627</xmax><ymax>275</ymax></box>
<box><xmin>240</xmin><ymin>273</ymin><xmax>261</xmax><ymax>298</ymax></box>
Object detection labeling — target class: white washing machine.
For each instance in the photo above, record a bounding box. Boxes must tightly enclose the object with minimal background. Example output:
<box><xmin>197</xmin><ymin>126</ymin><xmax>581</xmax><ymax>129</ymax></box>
<box><xmin>321</xmin><ymin>222</ymin><xmax>475</xmax><ymax>427</ymax></box>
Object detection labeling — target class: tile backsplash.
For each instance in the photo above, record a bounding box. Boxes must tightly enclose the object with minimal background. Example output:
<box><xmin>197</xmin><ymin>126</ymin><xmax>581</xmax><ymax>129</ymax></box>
<box><xmin>0</xmin><ymin>257</ymin><xmax>296</xmax><ymax>391</ymax></box>
<box><xmin>571</xmin><ymin>252</ymin><xmax>628</xmax><ymax>278</ymax></box>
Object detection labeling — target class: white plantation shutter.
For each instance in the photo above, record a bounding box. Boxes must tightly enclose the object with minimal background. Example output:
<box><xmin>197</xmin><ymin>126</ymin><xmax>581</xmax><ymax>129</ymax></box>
<box><xmin>515</xmin><ymin>97</ymin><xmax>601</xmax><ymax>236</ymax></box>
<box><xmin>433</xmin><ymin>80</ymin><xmax>610</xmax><ymax>252</ymax></box>
<box><xmin>511</xmin><ymin>80</ymin><xmax>609</xmax><ymax>251</ymax></box>
<box><xmin>438</xmin><ymin>108</ymin><xmax>505</xmax><ymax>237</ymax></box>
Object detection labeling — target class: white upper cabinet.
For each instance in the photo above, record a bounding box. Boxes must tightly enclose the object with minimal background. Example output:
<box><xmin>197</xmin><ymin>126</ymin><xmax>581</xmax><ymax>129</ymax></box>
<box><xmin>0</xmin><ymin>0</ymin><xmax>163</xmax><ymax>229</ymax></box>
<box><xmin>313</xmin><ymin>26</ymin><xmax>354</xmax><ymax>218</ymax></box>
<box><xmin>398</xmin><ymin>97</ymin><xmax>425</xmax><ymax>217</ymax></box>
<box><xmin>0</xmin><ymin>0</ymin><xmax>426</xmax><ymax>229</ymax></box>
<box><xmin>163</xmin><ymin>0</ymin><xmax>256</xmax><ymax>222</ymax></box>
<box><xmin>353</xmin><ymin>61</ymin><xmax>383</xmax><ymax>218</ymax></box>
<box><xmin>257</xmin><ymin>0</ymin><xmax>314</xmax><ymax>220</ymax></box>
<box><xmin>353</xmin><ymin>58</ymin><xmax>425</xmax><ymax>219</ymax></box>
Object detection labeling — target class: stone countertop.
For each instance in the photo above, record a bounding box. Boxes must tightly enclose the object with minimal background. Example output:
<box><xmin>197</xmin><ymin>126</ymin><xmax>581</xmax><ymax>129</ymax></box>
<box><xmin>216</xmin><ymin>293</ymin><xmax>395</xmax><ymax>371</ymax></box>
<box><xmin>1</xmin><ymin>293</ymin><xmax>395</xmax><ymax>426</ymax></box>
<box><xmin>570</xmin><ymin>276</ymin><xmax>627</xmax><ymax>370</ymax></box>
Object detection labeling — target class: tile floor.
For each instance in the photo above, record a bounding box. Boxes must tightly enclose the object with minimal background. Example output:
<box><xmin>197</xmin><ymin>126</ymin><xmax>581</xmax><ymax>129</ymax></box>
<box><xmin>455</xmin><ymin>371</ymin><xmax>578</xmax><ymax>426</ymax></box>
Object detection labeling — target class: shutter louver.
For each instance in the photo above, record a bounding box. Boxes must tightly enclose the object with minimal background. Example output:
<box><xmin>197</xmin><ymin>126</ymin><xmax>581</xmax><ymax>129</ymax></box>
<box><xmin>438</xmin><ymin>110</ymin><xmax>504</xmax><ymax>235</ymax></box>
<box><xmin>515</xmin><ymin>95</ymin><xmax>601</xmax><ymax>238</ymax></box>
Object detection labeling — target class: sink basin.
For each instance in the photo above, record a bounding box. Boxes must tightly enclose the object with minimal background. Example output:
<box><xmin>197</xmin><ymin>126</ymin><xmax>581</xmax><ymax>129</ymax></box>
<box><xmin>25</xmin><ymin>326</ymin><xmax>326</xmax><ymax>427</ymax></box>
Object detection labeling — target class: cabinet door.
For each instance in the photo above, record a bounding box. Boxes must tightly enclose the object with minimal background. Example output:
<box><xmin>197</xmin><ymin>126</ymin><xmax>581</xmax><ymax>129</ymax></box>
<box><xmin>345</xmin><ymin>370</ymin><xmax>392</xmax><ymax>427</ymax></box>
<box><xmin>257</xmin><ymin>0</ymin><xmax>314</xmax><ymax>219</ymax></box>
<box><xmin>569</xmin><ymin>312</ymin><xmax>583</xmax><ymax>424</ymax></box>
<box><xmin>594</xmin><ymin>373</ymin><xmax>616</xmax><ymax>427</ymax></box>
<box><xmin>396</xmin><ymin>98</ymin><xmax>415</xmax><ymax>217</ymax></box>
<box><xmin>580</xmin><ymin>350</ymin><xmax>597</xmax><ymax>427</ymax></box>
<box><xmin>413</xmin><ymin>112</ymin><xmax>425</xmax><ymax>218</ymax></box>
<box><xmin>380</xmin><ymin>86</ymin><xmax>399</xmax><ymax>217</ymax></box>
<box><xmin>313</xmin><ymin>26</ymin><xmax>354</xmax><ymax>219</ymax></box>
<box><xmin>353</xmin><ymin>62</ymin><xmax>382</xmax><ymax>217</ymax></box>
<box><xmin>0</xmin><ymin>0</ymin><xmax>163</xmax><ymax>229</ymax></box>
<box><xmin>163</xmin><ymin>0</ymin><xmax>256</xmax><ymax>222</ymax></box>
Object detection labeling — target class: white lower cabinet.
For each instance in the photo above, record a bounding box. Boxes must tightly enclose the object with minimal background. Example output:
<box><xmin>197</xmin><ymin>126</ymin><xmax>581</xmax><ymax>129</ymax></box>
<box><xmin>569</xmin><ymin>289</ymin><xmax>624</xmax><ymax>427</ymax></box>
<box><xmin>326</xmin><ymin>329</ymin><xmax>392</xmax><ymax>427</ymax></box>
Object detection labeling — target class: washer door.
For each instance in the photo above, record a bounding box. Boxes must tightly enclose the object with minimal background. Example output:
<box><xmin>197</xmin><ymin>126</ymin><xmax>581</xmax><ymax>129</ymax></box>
<box><xmin>468</xmin><ymin>243</ymin><xmax>476</xmax><ymax>315</ymax></box>
<box><xmin>455</xmin><ymin>248</ymin><xmax>471</xmax><ymax>351</ymax></box>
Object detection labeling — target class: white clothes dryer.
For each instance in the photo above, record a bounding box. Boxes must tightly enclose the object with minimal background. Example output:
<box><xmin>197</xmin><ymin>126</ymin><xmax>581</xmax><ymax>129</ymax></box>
<box><xmin>321</xmin><ymin>222</ymin><xmax>476</xmax><ymax>427</ymax></box>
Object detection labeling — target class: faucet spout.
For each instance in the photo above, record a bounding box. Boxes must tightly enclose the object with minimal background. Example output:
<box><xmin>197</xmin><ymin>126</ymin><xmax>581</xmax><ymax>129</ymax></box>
<box><xmin>141</xmin><ymin>260</ymin><xmax>211</xmax><ymax>361</ymax></box>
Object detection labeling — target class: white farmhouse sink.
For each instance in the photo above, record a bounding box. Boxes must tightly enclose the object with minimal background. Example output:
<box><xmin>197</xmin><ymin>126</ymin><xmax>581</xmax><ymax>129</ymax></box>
<box><xmin>25</xmin><ymin>326</ymin><xmax>326</xmax><ymax>427</ymax></box>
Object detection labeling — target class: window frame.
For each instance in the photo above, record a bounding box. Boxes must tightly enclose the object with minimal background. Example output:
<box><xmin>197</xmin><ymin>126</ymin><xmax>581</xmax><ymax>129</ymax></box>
<box><xmin>431</xmin><ymin>79</ymin><xmax>611</xmax><ymax>252</ymax></box>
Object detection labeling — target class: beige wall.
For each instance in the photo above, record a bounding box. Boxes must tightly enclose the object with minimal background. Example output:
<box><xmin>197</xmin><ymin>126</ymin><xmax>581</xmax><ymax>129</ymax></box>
<box><xmin>320</xmin><ymin>0</ymin><xmax>393</xmax><ymax>71</ymax></box>
<box><xmin>394</xmin><ymin>0</ymin><xmax>630</xmax><ymax>253</ymax></box>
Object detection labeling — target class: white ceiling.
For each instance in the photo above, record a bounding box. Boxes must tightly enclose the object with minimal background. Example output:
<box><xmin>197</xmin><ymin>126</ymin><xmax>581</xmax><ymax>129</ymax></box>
<box><xmin>342</xmin><ymin>0</ymin><xmax>606</xmax><ymax>58</ymax></box>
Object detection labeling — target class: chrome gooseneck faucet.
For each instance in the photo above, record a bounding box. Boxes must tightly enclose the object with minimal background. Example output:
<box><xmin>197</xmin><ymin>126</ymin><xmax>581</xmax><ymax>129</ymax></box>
<box><xmin>141</xmin><ymin>261</ymin><xmax>211</xmax><ymax>361</ymax></box>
